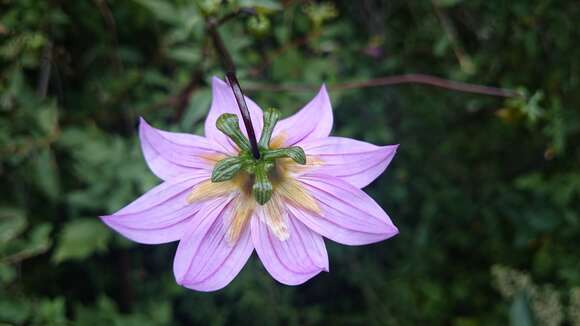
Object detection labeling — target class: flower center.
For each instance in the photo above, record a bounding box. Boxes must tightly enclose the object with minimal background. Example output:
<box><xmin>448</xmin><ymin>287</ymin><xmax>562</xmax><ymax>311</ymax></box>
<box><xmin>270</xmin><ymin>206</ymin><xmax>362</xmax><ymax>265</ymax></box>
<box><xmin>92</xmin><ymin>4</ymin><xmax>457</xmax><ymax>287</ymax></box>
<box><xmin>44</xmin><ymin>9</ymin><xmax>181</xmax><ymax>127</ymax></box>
<box><xmin>210</xmin><ymin>108</ymin><xmax>307</xmax><ymax>206</ymax></box>
<box><xmin>185</xmin><ymin>109</ymin><xmax>321</xmax><ymax>244</ymax></box>
<box><xmin>186</xmin><ymin>156</ymin><xmax>319</xmax><ymax>244</ymax></box>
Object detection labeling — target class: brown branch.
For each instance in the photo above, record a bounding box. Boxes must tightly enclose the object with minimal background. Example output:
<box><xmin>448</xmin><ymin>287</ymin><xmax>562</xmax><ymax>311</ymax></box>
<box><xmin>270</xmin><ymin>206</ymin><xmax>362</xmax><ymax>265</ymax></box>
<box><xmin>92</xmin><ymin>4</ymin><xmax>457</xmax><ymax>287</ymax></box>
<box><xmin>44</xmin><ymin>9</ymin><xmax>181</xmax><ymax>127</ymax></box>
<box><xmin>173</xmin><ymin>70</ymin><xmax>205</xmax><ymax>120</ymax></box>
<box><xmin>0</xmin><ymin>126</ymin><xmax>61</xmax><ymax>157</ymax></box>
<box><xmin>431</xmin><ymin>0</ymin><xmax>474</xmax><ymax>73</ymax></box>
<box><xmin>94</xmin><ymin>0</ymin><xmax>122</xmax><ymax>72</ymax></box>
<box><xmin>243</xmin><ymin>73</ymin><xmax>524</xmax><ymax>98</ymax></box>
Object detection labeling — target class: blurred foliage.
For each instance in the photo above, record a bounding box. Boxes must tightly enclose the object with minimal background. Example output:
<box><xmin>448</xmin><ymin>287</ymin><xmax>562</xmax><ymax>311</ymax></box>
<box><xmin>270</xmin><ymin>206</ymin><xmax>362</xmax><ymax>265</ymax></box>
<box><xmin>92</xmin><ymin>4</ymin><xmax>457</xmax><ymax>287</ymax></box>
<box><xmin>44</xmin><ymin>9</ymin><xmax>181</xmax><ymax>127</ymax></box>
<box><xmin>492</xmin><ymin>265</ymin><xmax>567</xmax><ymax>326</ymax></box>
<box><xmin>1</xmin><ymin>0</ymin><xmax>579</xmax><ymax>325</ymax></box>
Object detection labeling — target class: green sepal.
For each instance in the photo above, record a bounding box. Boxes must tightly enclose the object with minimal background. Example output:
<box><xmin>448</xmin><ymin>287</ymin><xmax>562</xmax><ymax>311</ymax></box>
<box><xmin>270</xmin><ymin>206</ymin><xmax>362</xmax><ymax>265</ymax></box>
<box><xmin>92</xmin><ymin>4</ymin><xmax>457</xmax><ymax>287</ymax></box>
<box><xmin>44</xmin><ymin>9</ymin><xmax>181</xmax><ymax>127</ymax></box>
<box><xmin>211</xmin><ymin>156</ymin><xmax>243</xmax><ymax>183</ymax></box>
<box><xmin>259</xmin><ymin>108</ymin><xmax>280</xmax><ymax>148</ymax></box>
<box><xmin>216</xmin><ymin>113</ymin><xmax>251</xmax><ymax>151</ymax></box>
<box><xmin>262</xmin><ymin>146</ymin><xmax>306</xmax><ymax>165</ymax></box>
<box><xmin>252</xmin><ymin>162</ymin><xmax>273</xmax><ymax>205</ymax></box>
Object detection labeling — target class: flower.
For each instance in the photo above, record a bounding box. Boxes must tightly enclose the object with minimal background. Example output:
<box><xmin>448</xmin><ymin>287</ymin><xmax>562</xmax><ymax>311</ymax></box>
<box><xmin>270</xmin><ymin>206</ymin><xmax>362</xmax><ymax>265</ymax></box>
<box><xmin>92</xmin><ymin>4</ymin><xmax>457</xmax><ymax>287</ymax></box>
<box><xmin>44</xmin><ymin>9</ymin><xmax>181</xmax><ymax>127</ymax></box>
<box><xmin>100</xmin><ymin>77</ymin><xmax>399</xmax><ymax>291</ymax></box>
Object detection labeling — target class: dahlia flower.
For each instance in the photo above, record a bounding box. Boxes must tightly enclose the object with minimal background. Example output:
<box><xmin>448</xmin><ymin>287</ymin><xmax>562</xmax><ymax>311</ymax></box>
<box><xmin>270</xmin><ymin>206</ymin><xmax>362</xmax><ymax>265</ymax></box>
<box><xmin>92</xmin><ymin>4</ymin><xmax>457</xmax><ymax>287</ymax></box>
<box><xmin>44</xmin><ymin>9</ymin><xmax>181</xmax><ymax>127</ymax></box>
<box><xmin>101</xmin><ymin>77</ymin><xmax>399</xmax><ymax>291</ymax></box>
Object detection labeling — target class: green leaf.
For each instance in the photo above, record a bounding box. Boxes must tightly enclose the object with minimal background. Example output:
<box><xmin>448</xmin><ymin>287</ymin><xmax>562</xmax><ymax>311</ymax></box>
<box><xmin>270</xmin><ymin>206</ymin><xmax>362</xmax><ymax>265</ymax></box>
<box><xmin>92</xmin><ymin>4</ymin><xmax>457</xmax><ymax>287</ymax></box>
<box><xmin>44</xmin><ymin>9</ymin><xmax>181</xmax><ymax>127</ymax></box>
<box><xmin>32</xmin><ymin>297</ymin><xmax>68</xmax><ymax>325</ymax></box>
<box><xmin>0</xmin><ymin>207</ymin><xmax>27</xmax><ymax>244</ymax></box>
<box><xmin>1</xmin><ymin>224</ymin><xmax>52</xmax><ymax>264</ymax></box>
<box><xmin>238</xmin><ymin>0</ymin><xmax>282</xmax><ymax>13</ymax></box>
<box><xmin>0</xmin><ymin>297</ymin><xmax>32</xmax><ymax>324</ymax></box>
<box><xmin>181</xmin><ymin>88</ymin><xmax>211</xmax><ymax>130</ymax></box>
<box><xmin>34</xmin><ymin>148</ymin><xmax>61</xmax><ymax>200</ymax></box>
<box><xmin>133</xmin><ymin>0</ymin><xmax>178</xmax><ymax>23</ymax></box>
<box><xmin>435</xmin><ymin>0</ymin><xmax>463</xmax><ymax>7</ymax></box>
<box><xmin>0</xmin><ymin>263</ymin><xmax>16</xmax><ymax>284</ymax></box>
<box><xmin>166</xmin><ymin>46</ymin><xmax>201</xmax><ymax>64</ymax></box>
<box><xmin>52</xmin><ymin>219</ymin><xmax>111</xmax><ymax>263</ymax></box>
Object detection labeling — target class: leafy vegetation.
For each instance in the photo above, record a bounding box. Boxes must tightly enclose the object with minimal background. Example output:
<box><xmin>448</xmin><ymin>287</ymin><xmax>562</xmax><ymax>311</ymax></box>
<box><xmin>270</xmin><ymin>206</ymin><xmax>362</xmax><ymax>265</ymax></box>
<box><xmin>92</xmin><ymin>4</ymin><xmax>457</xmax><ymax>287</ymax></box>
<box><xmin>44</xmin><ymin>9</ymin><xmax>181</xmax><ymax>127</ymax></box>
<box><xmin>1</xmin><ymin>0</ymin><xmax>579</xmax><ymax>324</ymax></box>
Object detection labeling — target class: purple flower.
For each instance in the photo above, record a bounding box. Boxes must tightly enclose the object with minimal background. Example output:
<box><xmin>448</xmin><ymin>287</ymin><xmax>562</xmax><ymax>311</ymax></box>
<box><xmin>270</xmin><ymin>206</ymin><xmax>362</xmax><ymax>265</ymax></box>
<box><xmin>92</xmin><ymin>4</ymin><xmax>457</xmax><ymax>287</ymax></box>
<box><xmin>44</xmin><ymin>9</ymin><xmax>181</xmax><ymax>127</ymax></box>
<box><xmin>101</xmin><ymin>77</ymin><xmax>399</xmax><ymax>291</ymax></box>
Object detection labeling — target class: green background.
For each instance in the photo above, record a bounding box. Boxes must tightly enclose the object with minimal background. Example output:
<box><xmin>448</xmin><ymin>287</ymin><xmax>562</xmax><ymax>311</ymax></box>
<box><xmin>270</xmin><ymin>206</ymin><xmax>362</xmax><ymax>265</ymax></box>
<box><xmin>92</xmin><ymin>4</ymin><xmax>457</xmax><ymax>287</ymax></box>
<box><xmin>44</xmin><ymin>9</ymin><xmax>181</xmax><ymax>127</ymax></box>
<box><xmin>1</xmin><ymin>0</ymin><xmax>579</xmax><ymax>325</ymax></box>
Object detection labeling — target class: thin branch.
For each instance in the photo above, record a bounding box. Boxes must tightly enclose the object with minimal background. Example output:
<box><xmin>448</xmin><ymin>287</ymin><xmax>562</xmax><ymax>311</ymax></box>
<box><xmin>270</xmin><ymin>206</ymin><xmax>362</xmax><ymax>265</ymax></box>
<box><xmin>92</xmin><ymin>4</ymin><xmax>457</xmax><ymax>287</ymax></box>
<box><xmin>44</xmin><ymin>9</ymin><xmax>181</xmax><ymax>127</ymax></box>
<box><xmin>206</xmin><ymin>17</ymin><xmax>260</xmax><ymax>159</ymax></box>
<box><xmin>173</xmin><ymin>69</ymin><xmax>205</xmax><ymax>120</ymax></box>
<box><xmin>0</xmin><ymin>125</ymin><xmax>61</xmax><ymax>157</ymax></box>
<box><xmin>243</xmin><ymin>73</ymin><xmax>524</xmax><ymax>98</ymax></box>
<box><xmin>431</xmin><ymin>0</ymin><xmax>473</xmax><ymax>73</ymax></box>
<box><xmin>94</xmin><ymin>0</ymin><xmax>122</xmax><ymax>72</ymax></box>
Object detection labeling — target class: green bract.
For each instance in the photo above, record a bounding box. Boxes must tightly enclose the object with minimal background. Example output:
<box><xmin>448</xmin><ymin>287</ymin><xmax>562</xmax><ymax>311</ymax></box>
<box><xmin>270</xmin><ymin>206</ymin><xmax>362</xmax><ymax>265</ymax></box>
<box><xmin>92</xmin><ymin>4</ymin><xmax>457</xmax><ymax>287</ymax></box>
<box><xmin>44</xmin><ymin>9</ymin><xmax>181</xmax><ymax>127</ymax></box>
<box><xmin>216</xmin><ymin>114</ymin><xmax>251</xmax><ymax>152</ymax></box>
<box><xmin>211</xmin><ymin>108</ymin><xmax>306</xmax><ymax>205</ymax></box>
<box><xmin>210</xmin><ymin>156</ymin><xmax>243</xmax><ymax>183</ymax></box>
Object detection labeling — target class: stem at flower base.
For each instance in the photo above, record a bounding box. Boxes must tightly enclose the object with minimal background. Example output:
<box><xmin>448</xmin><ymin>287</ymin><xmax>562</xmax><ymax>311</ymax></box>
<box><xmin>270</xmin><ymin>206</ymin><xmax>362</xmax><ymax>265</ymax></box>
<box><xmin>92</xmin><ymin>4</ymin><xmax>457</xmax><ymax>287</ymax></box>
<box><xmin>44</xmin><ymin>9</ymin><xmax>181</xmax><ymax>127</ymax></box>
<box><xmin>225</xmin><ymin>73</ymin><xmax>261</xmax><ymax>159</ymax></box>
<box><xmin>207</xmin><ymin>18</ymin><xmax>261</xmax><ymax>159</ymax></box>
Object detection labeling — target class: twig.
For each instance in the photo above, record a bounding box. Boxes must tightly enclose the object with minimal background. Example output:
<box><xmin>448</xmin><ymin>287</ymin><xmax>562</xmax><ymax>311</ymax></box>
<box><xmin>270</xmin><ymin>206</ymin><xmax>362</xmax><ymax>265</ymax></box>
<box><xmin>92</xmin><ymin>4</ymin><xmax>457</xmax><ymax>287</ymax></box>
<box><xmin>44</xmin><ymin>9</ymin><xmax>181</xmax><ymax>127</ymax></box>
<box><xmin>243</xmin><ymin>73</ymin><xmax>523</xmax><ymax>98</ymax></box>
<box><xmin>431</xmin><ymin>0</ymin><xmax>473</xmax><ymax>73</ymax></box>
<box><xmin>206</xmin><ymin>17</ymin><xmax>260</xmax><ymax>159</ymax></box>
<box><xmin>173</xmin><ymin>70</ymin><xmax>205</xmax><ymax>120</ymax></box>
<box><xmin>0</xmin><ymin>126</ymin><xmax>61</xmax><ymax>157</ymax></box>
<box><xmin>94</xmin><ymin>0</ymin><xmax>123</xmax><ymax>72</ymax></box>
<box><xmin>2</xmin><ymin>248</ymin><xmax>46</xmax><ymax>265</ymax></box>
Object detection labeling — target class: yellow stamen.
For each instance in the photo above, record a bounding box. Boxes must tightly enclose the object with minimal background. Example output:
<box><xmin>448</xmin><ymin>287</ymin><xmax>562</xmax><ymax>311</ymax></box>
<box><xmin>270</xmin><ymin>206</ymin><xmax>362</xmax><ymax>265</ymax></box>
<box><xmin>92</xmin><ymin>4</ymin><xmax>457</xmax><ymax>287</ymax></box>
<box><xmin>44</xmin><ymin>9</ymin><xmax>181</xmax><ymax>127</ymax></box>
<box><xmin>279</xmin><ymin>156</ymin><xmax>324</xmax><ymax>175</ymax></box>
<box><xmin>225</xmin><ymin>194</ymin><xmax>256</xmax><ymax>245</ymax></box>
<box><xmin>269</xmin><ymin>133</ymin><xmax>287</xmax><ymax>149</ymax></box>
<box><xmin>186</xmin><ymin>179</ymin><xmax>237</xmax><ymax>203</ymax></box>
<box><xmin>275</xmin><ymin>178</ymin><xmax>320</xmax><ymax>214</ymax></box>
<box><xmin>262</xmin><ymin>193</ymin><xmax>289</xmax><ymax>241</ymax></box>
<box><xmin>200</xmin><ymin>152</ymin><xmax>227</xmax><ymax>164</ymax></box>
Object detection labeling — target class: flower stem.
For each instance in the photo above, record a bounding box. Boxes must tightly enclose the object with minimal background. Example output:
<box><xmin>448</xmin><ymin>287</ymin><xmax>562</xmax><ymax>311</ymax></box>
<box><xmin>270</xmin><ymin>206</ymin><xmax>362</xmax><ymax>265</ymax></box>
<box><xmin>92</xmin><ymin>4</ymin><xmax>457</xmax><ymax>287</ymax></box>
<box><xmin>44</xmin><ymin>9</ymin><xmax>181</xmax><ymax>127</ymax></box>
<box><xmin>207</xmin><ymin>18</ymin><xmax>261</xmax><ymax>159</ymax></box>
<box><xmin>225</xmin><ymin>73</ymin><xmax>260</xmax><ymax>159</ymax></box>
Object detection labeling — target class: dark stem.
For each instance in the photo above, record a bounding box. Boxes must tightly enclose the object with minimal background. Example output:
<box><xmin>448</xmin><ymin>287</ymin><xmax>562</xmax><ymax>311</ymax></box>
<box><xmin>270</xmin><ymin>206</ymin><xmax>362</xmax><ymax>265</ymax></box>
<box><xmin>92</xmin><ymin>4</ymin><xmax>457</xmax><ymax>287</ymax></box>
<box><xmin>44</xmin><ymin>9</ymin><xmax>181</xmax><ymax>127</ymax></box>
<box><xmin>207</xmin><ymin>18</ymin><xmax>260</xmax><ymax>159</ymax></box>
<box><xmin>225</xmin><ymin>73</ymin><xmax>260</xmax><ymax>158</ymax></box>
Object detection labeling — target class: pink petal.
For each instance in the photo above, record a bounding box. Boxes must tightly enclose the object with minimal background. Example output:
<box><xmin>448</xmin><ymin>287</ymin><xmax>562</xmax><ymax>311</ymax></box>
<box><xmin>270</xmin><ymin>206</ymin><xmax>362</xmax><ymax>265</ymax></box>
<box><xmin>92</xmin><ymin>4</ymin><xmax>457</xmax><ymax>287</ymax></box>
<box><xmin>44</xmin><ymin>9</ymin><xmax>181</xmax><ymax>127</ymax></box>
<box><xmin>252</xmin><ymin>209</ymin><xmax>328</xmax><ymax>286</ymax></box>
<box><xmin>204</xmin><ymin>77</ymin><xmax>264</xmax><ymax>153</ymax></box>
<box><xmin>272</xmin><ymin>85</ymin><xmax>333</xmax><ymax>147</ymax></box>
<box><xmin>302</xmin><ymin>137</ymin><xmax>398</xmax><ymax>188</ymax></box>
<box><xmin>173</xmin><ymin>197</ymin><xmax>254</xmax><ymax>292</ymax></box>
<box><xmin>100</xmin><ymin>172</ymin><xmax>209</xmax><ymax>244</ymax></box>
<box><xmin>291</xmin><ymin>174</ymin><xmax>398</xmax><ymax>245</ymax></box>
<box><xmin>139</xmin><ymin>118</ymin><xmax>226</xmax><ymax>180</ymax></box>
